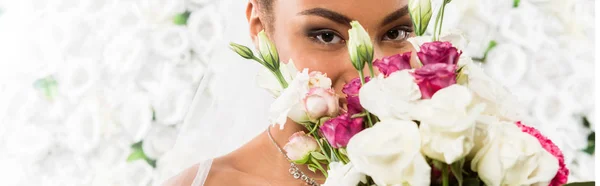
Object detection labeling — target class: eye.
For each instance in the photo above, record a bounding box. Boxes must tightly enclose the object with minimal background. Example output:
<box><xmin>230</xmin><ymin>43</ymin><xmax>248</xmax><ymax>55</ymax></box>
<box><xmin>308</xmin><ymin>30</ymin><xmax>345</xmax><ymax>45</ymax></box>
<box><xmin>382</xmin><ymin>28</ymin><xmax>410</xmax><ymax>41</ymax></box>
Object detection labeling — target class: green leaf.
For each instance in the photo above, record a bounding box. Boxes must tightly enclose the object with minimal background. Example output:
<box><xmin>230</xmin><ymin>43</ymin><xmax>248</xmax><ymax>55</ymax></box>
<box><xmin>151</xmin><ymin>108</ymin><xmax>157</xmax><ymax>122</ymax></box>
<box><xmin>583</xmin><ymin>116</ymin><xmax>591</xmax><ymax>128</ymax></box>
<box><xmin>450</xmin><ymin>159</ymin><xmax>466</xmax><ymax>186</ymax></box>
<box><xmin>463</xmin><ymin>177</ymin><xmax>480</xmax><ymax>186</ymax></box>
<box><xmin>173</xmin><ymin>11</ymin><xmax>191</xmax><ymax>25</ymax></box>
<box><xmin>146</xmin><ymin>158</ymin><xmax>157</xmax><ymax>168</ymax></box>
<box><xmin>513</xmin><ymin>0</ymin><xmax>520</xmax><ymax>8</ymax></box>
<box><xmin>307</xmin><ymin>164</ymin><xmax>317</xmax><ymax>173</ymax></box>
<box><xmin>351</xmin><ymin>112</ymin><xmax>367</xmax><ymax>118</ymax></box>
<box><xmin>33</xmin><ymin>76</ymin><xmax>59</xmax><ymax>100</ymax></box>
<box><xmin>127</xmin><ymin>141</ymin><xmax>157</xmax><ymax>168</ymax></box>
<box><xmin>431</xmin><ymin>160</ymin><xmax>444</xmax><ymax>170</ymax></box>
<box><xmin>126</xmin><ymin>149</ymin><xmax>146</xmax><ymax>162</ymax></box>
<box><xmin>564</xmin><ymin>182</ymin><xmax>596</xmax><ymax>186</ymax></box>
<box><xmin>477</xmin><ymin>40</ymin><xmax>498</xmax><ymax>63</ymax></box>
<box><xmin>338</xmin><ymin>148</ymin><xmax>348</xmax><ymax>156</ymax></box>
<box><xmin>131</xmin><ymin>141</ymin><xmax>143</xmax><ymax>149</ymax></box>
<box><xmin>583</xmin><ymin>134</ymin><xmax>595</xmax><ymax>155</ymax></box>
<box><xmin>311</xmin><ymin>152</ymin><xmax>327</xmax><ymax>161</ymax></box>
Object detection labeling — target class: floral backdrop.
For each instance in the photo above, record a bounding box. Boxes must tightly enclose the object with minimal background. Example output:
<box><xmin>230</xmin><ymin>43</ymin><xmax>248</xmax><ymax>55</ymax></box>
<box><xmin>0</xmin><ymin>0</ymin><xmax>594</xmax><ymax>185</ymax></box>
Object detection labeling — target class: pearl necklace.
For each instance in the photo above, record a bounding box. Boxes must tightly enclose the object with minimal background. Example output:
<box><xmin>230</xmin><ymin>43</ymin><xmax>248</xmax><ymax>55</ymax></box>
<box><xmin>266</xmin><ymin>128</ymin><xmax>322</xmax><ymax>186</ymax></box>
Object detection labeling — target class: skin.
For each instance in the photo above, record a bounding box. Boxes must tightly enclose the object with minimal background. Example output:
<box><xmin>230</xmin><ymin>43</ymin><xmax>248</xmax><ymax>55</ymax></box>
<box><xmin>164</xmin><ymin>0</ymin><xmax>415</xmax><ymax>185</ymax></box>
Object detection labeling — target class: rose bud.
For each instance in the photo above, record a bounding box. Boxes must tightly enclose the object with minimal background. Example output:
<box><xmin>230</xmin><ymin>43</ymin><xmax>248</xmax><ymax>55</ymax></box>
<box><xmin>412</xmin><ymin>63</ymin><xmax>458</xmax><ymax>99</ymax></box>
<box><xmin>342</xmin><ymin>77</ymin><xmax>371</xmax><ymax>115</ymax></box>
<box><xmin>303</xmin><ymin>88</ymin><xmax>339</xmax><ymax>122</ymax></box>
<box><xmin>283</xmin><ymin>131</ymin><xmax>319</xmax><ymax>164</ymax></box>
<box><xmin>417</xmin><ymin>41</ymin><xmax>461</xmax><ymax>65</ymax></box>
<box><xmin>373</xmin><ymin>52</ymin><xmax>412</xmax><ymax>77</ymax></box>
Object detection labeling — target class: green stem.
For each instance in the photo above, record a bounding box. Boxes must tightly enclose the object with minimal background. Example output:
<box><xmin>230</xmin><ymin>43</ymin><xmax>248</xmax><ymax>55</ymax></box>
<box><xmin>312</xmin><ymin>133</ymin><xmax>332</xmax><ymax>163</ymax></box>
<box><xmin>311</xmin><ymin>158</ymin><xmax>328</xmax><ymax>177</ymax></box>
<box><xmin>437</xmin><ymin>3</ymin><xmax>446</xmax><ymax>40</ymax></box>
<box><xmin>252</xmin><ymin>56</ymin><xmax>267</xmax><ymax>67</ymax></box>
<box><xmin>365</xmin><ymin>111</ymin><xmax>374</xmax><ymax>128</ymax></box>
<box><xmin>272</xmin><ymin>69</ymin><xmax>289</xmax><ymax>88</ymax></box>
<box><xmin>432</xmin><ymin>3</ymin><xmax>444</xmax><ymax>41</ymax></box>
<box><xmin>358</xmin><ymin>70</ymin><xmax>366</xmax><ymax>85</ymax></box>
<box><xmin>367</xmin><ymin>61</ymin><xmax>375</xmax><ymax>78</ymax></box>
<box><xmin>442</xmin><ymin>164</ymin><xmax>449</xmax><ymax>186</ymax></box>
<box><xmin>357</xmin><ymin>70</ymin><xmax>374</xmax><ymax>128</ymax></box>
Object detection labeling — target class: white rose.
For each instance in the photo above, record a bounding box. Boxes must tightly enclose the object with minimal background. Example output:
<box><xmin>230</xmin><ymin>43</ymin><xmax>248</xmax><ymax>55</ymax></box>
<box><xmin>268</xmin><ymin>67</ymin><xmax>335</xmax><ymax>128</ymax></box>
<box><xmin>257</xmin><ymin>59</ymin><xmax>298</xmax><ymax>97</ymax></box>
<box><xmin>459</xmin><ymin>61</ymin><xmax>523</xmax><ymax>121</ymax></box>
<box><xmin>413</xmin><ymin>85</ymin><xmax>485</xmax><ymax>164</ymax></box>
<box><xmin>471</xmin><ymin>123</ymin><xmax>559</xmax><ymax>186</ymax></box>
<box><xmin>359</xmin><ymin>70</ymin><xmax>421</xmax><ymax>120</ymax></box>
<box><xmin>323</xmin><ymin>162</ymin><xmax>367</xmax><ymax>186</ymax></box>
<box><xmin>347</xmin><ymin>119</ymin><xmax>431</xmax><ymax>186</ymax></box>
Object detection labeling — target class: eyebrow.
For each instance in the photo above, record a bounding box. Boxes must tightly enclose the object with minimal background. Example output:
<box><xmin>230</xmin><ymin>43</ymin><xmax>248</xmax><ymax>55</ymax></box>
<box><xmin>381</xmin><ymin>5</ymin><xmax>410</xmax><ymax>26</ymax></box>
<box><xmin>299</xmin><ymin>6</ymin><xmax>411</xmax><ymax>27</ymax></box>
<box><xmin>298</xmin><ymin>8</ymin><xmax>353</xmax><ymax>26</ymax></box>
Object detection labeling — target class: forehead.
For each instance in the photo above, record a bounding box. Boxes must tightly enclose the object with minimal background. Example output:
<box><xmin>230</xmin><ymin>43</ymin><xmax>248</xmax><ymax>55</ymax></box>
<box><xmin>275</xmin><ymin>0</ymin><xmax>409</xmax><ymax>27</ymax></box>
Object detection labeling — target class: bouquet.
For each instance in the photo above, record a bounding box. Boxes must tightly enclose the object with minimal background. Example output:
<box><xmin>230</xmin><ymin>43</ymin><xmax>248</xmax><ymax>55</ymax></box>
<box><xmin>229</xmin><ymin>0</ymin><xmax>569</xmax><ymax>185</ymax></box>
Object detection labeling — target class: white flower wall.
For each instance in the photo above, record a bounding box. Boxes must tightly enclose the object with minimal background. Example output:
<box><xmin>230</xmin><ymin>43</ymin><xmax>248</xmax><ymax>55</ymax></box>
<box><xmin>0</xmin><ymin>0</ymin><xmax>594</xmax><ymax>185</ymax></box>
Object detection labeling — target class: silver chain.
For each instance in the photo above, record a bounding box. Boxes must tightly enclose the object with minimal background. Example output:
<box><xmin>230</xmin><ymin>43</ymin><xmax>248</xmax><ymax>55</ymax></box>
<box><xmin>266</xmin><ymin>128</ymin><xmax>322</xmax><ymax>186</ymax></box>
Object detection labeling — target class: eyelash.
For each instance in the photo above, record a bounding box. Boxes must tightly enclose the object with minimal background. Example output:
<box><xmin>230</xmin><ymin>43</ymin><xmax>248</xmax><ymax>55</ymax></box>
<box><xmin>307</xmin><ymin>26</ymin><xmax>413</xmax><ymax>45</ymax></box>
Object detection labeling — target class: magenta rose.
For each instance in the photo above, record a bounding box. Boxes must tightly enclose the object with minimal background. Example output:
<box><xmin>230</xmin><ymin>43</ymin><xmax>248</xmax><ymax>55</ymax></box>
<box><xmin>373</xmin><ymin>52</ymin><xmax>412</xmax><ymax>77</ymax></box>
<box><xmin>412</xmin><ymin>63</ymin><xmax>458</xmax><ymax>99</ymax></box>
<box><xmin>417</xmin><ymin>41</ymin><xmax>461</xmax><ymax>65</ymax></box>
<box><xmin>320</xmin><ymin>113</ymin><xmax>364</xmax><ymax>148</ymax></box>
<box><xmin>342</xmin><ymin>77</ymin><xmax>370</xmax><ymax>114</ymax></box>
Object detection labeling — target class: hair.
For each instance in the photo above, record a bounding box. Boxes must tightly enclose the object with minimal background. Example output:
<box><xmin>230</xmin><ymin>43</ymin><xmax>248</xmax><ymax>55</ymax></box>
<box><xmin>257</xmin><ymin>0</ymin><xmax>275</xmax><ymax>31</ymax></box>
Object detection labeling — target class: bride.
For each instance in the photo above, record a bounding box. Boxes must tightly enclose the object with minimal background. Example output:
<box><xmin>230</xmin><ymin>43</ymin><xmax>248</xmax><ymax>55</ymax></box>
<box><xmin>164</xmin><ymin>0</ymin><xmax>417</xmax><ymax>185</ymax></box>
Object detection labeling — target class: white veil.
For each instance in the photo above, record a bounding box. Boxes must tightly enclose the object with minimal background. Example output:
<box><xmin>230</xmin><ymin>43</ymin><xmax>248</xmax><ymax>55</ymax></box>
<box><xmin>157</xmin><ymin>0</ymin><xmax>275</xmax><ymax>181</ymax></box>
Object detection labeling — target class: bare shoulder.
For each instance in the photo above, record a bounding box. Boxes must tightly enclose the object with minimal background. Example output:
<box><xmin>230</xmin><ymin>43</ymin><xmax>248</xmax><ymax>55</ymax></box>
<box><xmin>162</xmin><ymin>163</ymin><xmax>202</xmax><ymax>186</ymax></box>
<box><xmin>203</xmin><ymin>157</ymin><xmax>266</xmax><ymax>186</ymax></box>
<box><xmin>162</xmin><ymin>157</ymin><xmax>265</xmax><ymax>186</ymax></box>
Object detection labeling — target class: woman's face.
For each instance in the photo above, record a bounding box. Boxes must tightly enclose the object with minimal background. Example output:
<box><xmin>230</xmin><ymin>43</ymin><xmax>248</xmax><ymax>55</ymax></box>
<box><xmin>249</xmin><ymin>0</ymin><xmax>414</xmax><ymax>99</ymax></box>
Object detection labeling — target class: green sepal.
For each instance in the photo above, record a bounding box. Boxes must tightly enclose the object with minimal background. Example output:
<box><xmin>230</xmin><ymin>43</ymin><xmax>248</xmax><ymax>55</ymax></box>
<box><xmin>450</xmin><ymin>159</ymin><xmax>466</xmax><ymax>186</ymax></box>
<box><xmin>311</xmin><ymin>152</ymin><xmax>327</xmax><ymax>161</ymax></box>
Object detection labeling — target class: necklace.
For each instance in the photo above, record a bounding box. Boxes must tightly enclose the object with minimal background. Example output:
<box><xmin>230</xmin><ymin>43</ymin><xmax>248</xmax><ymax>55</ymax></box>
<box><xmin>266</xmin><ymin>128</ymin><xmax>322</xmax><ymax>186</ymax></box>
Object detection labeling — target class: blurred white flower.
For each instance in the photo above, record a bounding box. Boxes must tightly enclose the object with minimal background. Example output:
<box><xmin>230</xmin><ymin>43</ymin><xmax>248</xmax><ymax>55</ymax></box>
<box><xmin>150</xmin><ymin>26</ymin><xmax>191</xmax><ymax>60</ymax></box>
<box><xmin>64</xmin><ymin>95</ymin><xmax>113</xmax><ymax>154</ymax></box>
<box><xmin>142</xmin><ymin>125</ymin><xmax>178</xmax><ymax>159</ymax></box>
<box><xmin>115</xmin><ymin>91</ymin><xmax>153</xmax><ymax>142</ymax></box>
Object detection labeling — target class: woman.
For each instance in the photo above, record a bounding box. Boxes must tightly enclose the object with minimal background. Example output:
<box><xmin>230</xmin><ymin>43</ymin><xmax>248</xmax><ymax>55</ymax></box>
<box><xmin>165</xmin><ymin>0</ymin><xmax>416</xmax><ymax>185</ymax></box>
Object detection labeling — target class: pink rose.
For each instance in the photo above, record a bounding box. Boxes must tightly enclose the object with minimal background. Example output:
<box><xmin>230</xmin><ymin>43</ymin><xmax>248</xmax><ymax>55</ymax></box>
<box><xmin>373</xmin><ymin>52</ymin><xmax>412</xmax><ymax>77</ymax></box>
<box><xmin>303</xmin><ymin>88</ymin><xmax>340</xmax><ymax>121</ymax></box>
<box><xmin>515</xmin><ymin>122</ymin><xmax>569</xmax><ymax>186</ymax></box>
<box><xmin>320</xmin><ymin>113</ymin><xmax>364</xmax><ymax>148</ymax></box>
<box><xmin>412</xmin><ymin>63</ymin><xmax>458</xmax><ymax>99</ymax></box>
<box><xmin>342</xmin><ymin>77</ymin><xmax>370</xmax><ymax>115</ymax></box>
<box><xmin>283</xmin><ymin>131</ymin><xmax>319</xmax><ymax>164</ymax></box>
<box><xmin>417</xmin><ymin>41</ymin><xmax>461</xmax><ymax>65</ymax></box>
